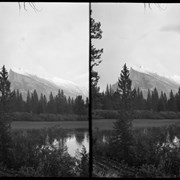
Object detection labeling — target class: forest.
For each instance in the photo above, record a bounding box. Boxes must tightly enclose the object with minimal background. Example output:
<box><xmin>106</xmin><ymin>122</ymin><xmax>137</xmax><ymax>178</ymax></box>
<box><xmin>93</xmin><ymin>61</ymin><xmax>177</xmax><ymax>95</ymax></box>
<box><xmin>10</xmin><ymin>89</ymin><xmax>88</xmax><ymax>115</ymax></box>
<box><xmin>94</xmin><ymin>84</ymin><xmax>180</xmax><ymax>112</ymax></box>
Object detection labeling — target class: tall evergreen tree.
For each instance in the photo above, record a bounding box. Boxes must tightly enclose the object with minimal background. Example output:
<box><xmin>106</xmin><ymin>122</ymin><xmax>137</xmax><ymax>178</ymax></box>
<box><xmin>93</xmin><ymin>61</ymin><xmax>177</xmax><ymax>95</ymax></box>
<box><xmin>117</xmin><ymin>63</ymin><xmax>133</xmax><ymax>110</ymax></box>
<box><xmin>152</xmin><ymin>88</ymin><xmax>159</xmax><ymax>111</ymax></box>
<box><xmin>158</xmin><ymin>91</ymin><xmax>166</xmax><ymax>111</ymax></box>
<box><xmin>0</xmin><ymin>65</ymin><xmax>13</xmax><ymax>167</ymax></box>
<box><xmin>47</xmin><ymin>92</ymin><xmax>56</xmax><ymax>114</ymax></box>
<box><xmin>168</xmin><ymin>90</ymin><xmax>176</xmax><ymax>111</ymax></box>
<box><xmin>25</xmin><ymin>90</ymin><xmax>32</xmax><ymax>113</ymax></box>
<box><xmin>91</xmin><ymin>10</ymin><xmax>103</xmax><ymax>109</ymax></box>
<box><xmin>74</xmin><ymin>95</ymin><xmax>86</xmax><ymax>115</ymax></box>
<box><xmin>146</xmin><ymin>89</ymin><xmax>152</xmax><ymax>110</ymax></box>
<box><xmin>110</xmin><ymin>64</ymin><xmax>134</xmax><ymax>164</ymax></box>
<box><xmin>31</xmin><ymin>90</ymin><xmax>39</xmax><ymax>113</ymax></box>
<box><xmin>176</xmin><ymin>88</ymin><xmax>180</xmax><ymax>111</ymax></box>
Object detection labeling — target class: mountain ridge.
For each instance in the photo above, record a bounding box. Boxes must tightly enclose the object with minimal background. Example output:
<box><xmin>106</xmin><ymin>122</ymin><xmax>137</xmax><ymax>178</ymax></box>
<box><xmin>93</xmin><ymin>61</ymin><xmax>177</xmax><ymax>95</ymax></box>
<box><xmin>8</xmin><ymin>68</ymin><xmax>88</xmax><ymax>100</ymax></box>
<box><xmin>111</xmin><ymin>66</ymin><xmax>180</xmax><ymax>98</ymax></box>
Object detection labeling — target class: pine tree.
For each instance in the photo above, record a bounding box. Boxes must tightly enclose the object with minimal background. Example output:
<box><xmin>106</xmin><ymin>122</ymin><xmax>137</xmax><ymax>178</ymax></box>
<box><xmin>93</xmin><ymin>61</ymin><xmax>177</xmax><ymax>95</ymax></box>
<box><xmin>117</xmin><ymin>63</ymin><xmax>133</xmax><ymax>110</ymax></box>
<box><xmin>31</xmin><ymin>90</ymin><xmax>39</xmax><ymax>113</ymax></box>
<box><xmin>168</xmin><ymin>90</ymin><xmax>176</xmax><ymax>111</ymax></box>
<box><xmin>152</xmin><ymin>88</ymin><xmax>159</xmax><ymax>111</ymax></box>
<box><xmin>146</xmin><ymin>89</ymin><xmax>152</xmax><ymax>110</ymax></box>
<box><xmin>25</xmin><ymin>90</ymin><xmax>32</xmax><ymax>113</ymax></box>
<box><xmin>91</xmin><ymin>10</ymin><xmax>103</xmax><ymax>109</ymax></box>
<box><xmin>158</xmin><ymin>91</ymin><xmax>166</xmax><ymax>111</ymax></box>
<box><xmin>47</xmin><ymin>92</ymin><xmax>56</xmax><ymax>114</ymax></box>
<box><xmin>110</xmin><ymin>64</ymin><xmax>134</xmax><ymax>164</ymax></box>
<box><xmin>0</xmin><ymin>66</ymin><xmax>13</xmax><ymax>113</ymax></box>
<box><xmin>0</xmin><ymin>65</ymin><xmax>13</xmax><ymax>167</ymax></box>
<box><xmin>176</xmin><ymin>88</ymin><xmax>180</xmax><ymax>111</ymax></box>
<box><xmin>74</xmin><ymin>95</ymin><xmax>86</xmax><ymax>115</ymax></box>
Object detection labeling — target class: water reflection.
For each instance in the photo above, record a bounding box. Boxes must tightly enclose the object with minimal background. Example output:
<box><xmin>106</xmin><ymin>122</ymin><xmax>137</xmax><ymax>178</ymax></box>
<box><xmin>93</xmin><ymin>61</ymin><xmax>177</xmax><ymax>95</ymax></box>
<box><xmin>44</xmin><ymin>131</ymin><xmax>89</xmax><ymax>157</ymax></box>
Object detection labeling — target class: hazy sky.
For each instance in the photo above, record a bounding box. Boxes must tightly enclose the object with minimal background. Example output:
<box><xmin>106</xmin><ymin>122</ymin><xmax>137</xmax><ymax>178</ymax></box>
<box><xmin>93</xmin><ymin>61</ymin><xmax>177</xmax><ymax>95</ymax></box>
<box><xmin>92</xmin><ymin>3</ymin><xmax>180</xmax><ymax>91</ymax></box>
<box><xmin>0</xmin><ymin>2</ymin><xmax>89</xmax><ymax>88</ymax></box>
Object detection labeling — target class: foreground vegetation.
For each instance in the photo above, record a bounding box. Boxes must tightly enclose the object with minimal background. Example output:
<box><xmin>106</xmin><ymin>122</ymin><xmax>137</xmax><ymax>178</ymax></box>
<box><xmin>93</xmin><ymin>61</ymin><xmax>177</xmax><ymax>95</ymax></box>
<box><xmin>93</xmin><ymin>125</ymin><xmax>180</xmax><ymax>178</ymax></box>
<box><xmin>0</xmin><ymin>127</ymin><xmax>89</xmax><ymax>177</ymax></box>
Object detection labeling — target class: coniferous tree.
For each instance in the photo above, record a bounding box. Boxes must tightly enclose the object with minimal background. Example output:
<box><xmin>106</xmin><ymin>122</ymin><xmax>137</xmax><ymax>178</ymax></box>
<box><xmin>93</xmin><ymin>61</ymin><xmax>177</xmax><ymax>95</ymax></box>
<box><xmin>47</xmin><ymin>92</ymin><xmax>56</xmax><ymax>114</ymax></box>
<box><xmin>168</xmin><ymin>90</ymin><xmax>176</xmax><ymax>111</ymax></box>
<box><xmin>117</xmin><ymin>63</ymin><xmax>133</xmax><ymax>110</ymax></box>
<box><xmin>176</xmin><ymin>88</ymin><xmax>180</xmax><ymax>111</ymax></box>
<box><xmin>152</xmin><ymin>88</ymin><xmax>159</xmax><ymax>111</ymax></box>
<box><xmin>158</xmin><ymin>91</ymin><xmax>166</xmax><ymax>111</ymax></box>
<box><xmin>146</xmin><ymin>89</ymin><xmax>152</xmax><ymax>110</ymax></box>
<box><xmin>163</xmin><ymin>92</ymin><xmax>168</xmax><ymax>111</ymax></box>
<box><xmin>37</xmin><ymin>93</ymin><xmax>45</xmax><ymax>114</ymax></box>
<box><xmin>110</xmin><ymin>64</ymin><xmax>134</xmax><ymax>164</ymax></box>
<box><xmin>25</xmin><ymin>90</ymin><xmax>32</xmax><ymax>113</ymax></box>
<box><xmin>91</xmin><ymin>10</ymin><xmax>103</xmax><ymax>109</ymax></box>
<box><xmin>0</xmin><ymin>65</ymin><xmax>13</xmax><ymax>167</ymax></box>
<box><xmin>74</xmin><ymin>95</ymin><xmax>86</xmax><ymax>115</ymax></box>
<box><xmin>31</xmin><ymin>90</ymin><xmax>39</xmax><ymax>113</ymax></box>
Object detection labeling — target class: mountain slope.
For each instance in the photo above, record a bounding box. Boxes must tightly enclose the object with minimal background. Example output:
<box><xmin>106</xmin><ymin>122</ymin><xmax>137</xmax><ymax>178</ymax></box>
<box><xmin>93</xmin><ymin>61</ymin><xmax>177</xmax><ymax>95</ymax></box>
<box><xmin>111</xmin><ymin>67</ymin><xmax>180</xmax><ymax>98</ymax></box>
<box><xmin>8</xmin><ymin>69</ymin><xmax>88</xmax><ymax>100</ymax></box>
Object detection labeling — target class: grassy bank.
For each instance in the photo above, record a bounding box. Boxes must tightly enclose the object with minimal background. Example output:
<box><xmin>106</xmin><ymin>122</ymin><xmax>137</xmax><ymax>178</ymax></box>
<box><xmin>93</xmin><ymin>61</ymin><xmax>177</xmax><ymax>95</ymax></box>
<box><xmin>93</xmin><ymin>109</ymin><xmax>180</xmax><ymax>119</ymax></box>
<box><xmin>11</xmin><ymin>121</ymin><xmax>88</xmax><ymax>130</ymax></box>
<box><xmin>10</xmin><ymin>112</ymin><xmax>88</xmax><ymax>122</ymax></box>
<box><xmin>93</xmin><ymin>119</ymin><xmax>180</xmax><ymax>130</ymax></box>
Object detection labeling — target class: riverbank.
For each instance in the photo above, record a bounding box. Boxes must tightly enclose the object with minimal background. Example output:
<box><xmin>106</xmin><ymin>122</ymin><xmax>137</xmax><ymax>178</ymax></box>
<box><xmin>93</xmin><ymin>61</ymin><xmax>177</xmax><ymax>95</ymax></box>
<box><xmin>93</xmin><ymin>119</ymin><xmax>180</xmax><ymax>130</ymax></box>
<box><xmin>11</xmin><ymin>120</ymin><xmax>88</xmax><ymax>130</ymax></box>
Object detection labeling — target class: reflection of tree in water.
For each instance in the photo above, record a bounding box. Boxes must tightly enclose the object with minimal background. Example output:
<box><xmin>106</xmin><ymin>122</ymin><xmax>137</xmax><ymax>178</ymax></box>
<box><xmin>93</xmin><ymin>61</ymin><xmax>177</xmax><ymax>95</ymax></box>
<box><xmin>75</xmin><ymin>132</ymin><xmax>85</xmax><ymax>146</ymax></box>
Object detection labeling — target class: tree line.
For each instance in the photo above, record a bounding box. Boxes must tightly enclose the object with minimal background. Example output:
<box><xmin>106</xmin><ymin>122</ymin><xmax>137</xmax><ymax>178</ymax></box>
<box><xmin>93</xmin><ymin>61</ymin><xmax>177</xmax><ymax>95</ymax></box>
<box><xmin>94</xmin><ymin>84</ymin><xmax>180</xmax><ymax>112</ymax></box>
<box><xmin>10</xmin><ymin>89</ymin><xmax>88</xmax><ymax>115</ymax></box>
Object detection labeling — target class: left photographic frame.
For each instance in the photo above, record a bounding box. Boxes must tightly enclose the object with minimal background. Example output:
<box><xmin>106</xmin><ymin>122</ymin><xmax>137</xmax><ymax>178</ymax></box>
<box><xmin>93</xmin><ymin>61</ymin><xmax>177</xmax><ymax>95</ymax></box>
<box><xmin>0</xmin><ymin>2</ymin><xmax>90</xmax><ymax>177</ymax></box>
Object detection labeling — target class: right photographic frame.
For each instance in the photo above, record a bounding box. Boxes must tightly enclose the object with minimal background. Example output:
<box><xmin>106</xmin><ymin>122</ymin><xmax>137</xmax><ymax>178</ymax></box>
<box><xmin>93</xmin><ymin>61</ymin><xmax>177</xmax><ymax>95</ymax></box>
<box><xmin>91</xmin><ymin>3</ymin><xmax>180</xmax><ymax>178</ymax></box>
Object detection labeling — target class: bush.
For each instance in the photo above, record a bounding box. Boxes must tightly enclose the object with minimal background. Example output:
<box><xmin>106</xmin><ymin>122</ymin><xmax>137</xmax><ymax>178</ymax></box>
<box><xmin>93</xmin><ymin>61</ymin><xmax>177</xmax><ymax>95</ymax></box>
<box><xmin>92</xmin><ymin>110</ymin><xmax>119</xmax><ymax>119</ymax></box>
<box><xmin>136</xmin><ymin>164</ymin><xmax>166</xmax><ymax>178</ymax></box>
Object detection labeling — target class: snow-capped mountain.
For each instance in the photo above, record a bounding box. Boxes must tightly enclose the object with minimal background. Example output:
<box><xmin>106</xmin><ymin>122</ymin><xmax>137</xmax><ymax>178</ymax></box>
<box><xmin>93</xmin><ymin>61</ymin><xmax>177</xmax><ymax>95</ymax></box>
<box><xmin>8</xmin><ymin>68</ymin><xmax>88</xmax><ymax>100</ymax></box>
<box><xmin>111</xmin><ymin>66</ymin><xmax>180</xmax><ymax>98</ymax></box>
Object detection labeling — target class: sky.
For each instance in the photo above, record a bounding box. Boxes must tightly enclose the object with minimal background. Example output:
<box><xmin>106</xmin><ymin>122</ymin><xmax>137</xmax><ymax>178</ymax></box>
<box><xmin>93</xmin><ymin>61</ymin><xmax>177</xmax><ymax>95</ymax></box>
<box><xmin>0</xmin><ymin>2</ymin><xmax>89</xmax><ymax>88</ymax></box>
<box><xmin>92</xmin><ymin>3</ymin><xmax>180</xmax><ymax>92</ymax></box>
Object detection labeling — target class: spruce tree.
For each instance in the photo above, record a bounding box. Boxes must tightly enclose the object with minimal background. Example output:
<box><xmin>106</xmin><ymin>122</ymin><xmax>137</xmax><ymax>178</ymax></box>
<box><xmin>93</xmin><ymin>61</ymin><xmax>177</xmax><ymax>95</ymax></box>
<box><xmin>152</xmin><ymin>88</ymin><xmax>159</xmax><ymax>111</ymax></box>
<box><xmin>25</xmin><ymin>90</ymin><xmax>32</xmax><ymax>112</ymax></box>
<box><xmin>110</xmin><ymin>64</ymin><xmax>134</xmax><ymax>164</ymax></box>
<box><xmin>176</xmin><ymin>88</ymin><xmax>180</xmax><ymax>111</ymax></box>
<box><xmin>91</xmin><ymin>10</ymin><xmax>103</xmax><ymax>109</ymax></box>
<box><xmin>0</xmin><ymin>65</ymin><xmax>13</xmax><ymax>167</ymax></box>
<box><xmin>146</xmin><ymin>89</ymin><xmax>152</xmax><ymax>110</ymax></box>
<box><xmin>168</xmin><ymin>90</ymin><xmax>176</xmax><ymax>111</ymax></box>
<box><xmin>117</xmin><ymin>63</ymin><xmax>133</xmax><ymax>110</ymax></box>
